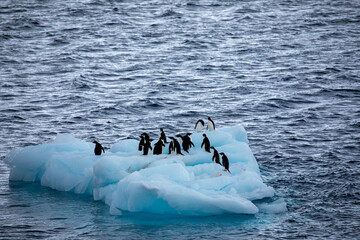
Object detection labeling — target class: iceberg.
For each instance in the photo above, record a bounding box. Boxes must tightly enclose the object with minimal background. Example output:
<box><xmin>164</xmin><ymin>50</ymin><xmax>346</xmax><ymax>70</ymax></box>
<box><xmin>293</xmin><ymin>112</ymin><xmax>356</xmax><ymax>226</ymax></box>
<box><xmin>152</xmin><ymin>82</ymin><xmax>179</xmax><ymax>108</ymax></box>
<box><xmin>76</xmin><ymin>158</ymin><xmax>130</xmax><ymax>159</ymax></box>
<box><xmin>5</xmin><ymin>125</ymin><xmax>281</xmax><ymax>216</ymax></box>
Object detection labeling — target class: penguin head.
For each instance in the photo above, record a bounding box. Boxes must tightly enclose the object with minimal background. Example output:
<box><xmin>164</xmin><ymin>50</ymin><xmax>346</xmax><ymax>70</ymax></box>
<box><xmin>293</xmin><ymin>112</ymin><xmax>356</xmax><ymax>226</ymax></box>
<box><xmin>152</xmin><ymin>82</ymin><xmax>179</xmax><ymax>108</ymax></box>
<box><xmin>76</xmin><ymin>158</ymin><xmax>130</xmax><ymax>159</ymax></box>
<box><xmin>186</xmin><ymin>133</ymin><xmax>192</xmax><ymax>136</ymax></box>
<box><xmin>210</xmin><ymin>146</ymin><xmax>215</xmax><ymax>150</ymax></box>
<box><xmin>169</xmin><ymin>136</ymin><xmax>175</xmax><ymax>140</ymax></box>
<box><xmin>208</xmin><ymin>117</ymin><xmax>211</xmax><ymax>120</ymax></box>
<box><xmin>160</xmin><ymin>128</ymin><xmax>163</xmax><ymax>131</ymax></box>
<box><xmin>92</xmin><ymin>140</ymin><xmax>99</xmax><ymax>144</ymax></box>
<box><xmin>202</xmin><ymin>134</ymin><xmax>206</xmax><ymax>137</ymax></box>
<box><xmin>220</xmin><ymin>152</ymin><xmax>225</xmax><ymax>156</ymax></box>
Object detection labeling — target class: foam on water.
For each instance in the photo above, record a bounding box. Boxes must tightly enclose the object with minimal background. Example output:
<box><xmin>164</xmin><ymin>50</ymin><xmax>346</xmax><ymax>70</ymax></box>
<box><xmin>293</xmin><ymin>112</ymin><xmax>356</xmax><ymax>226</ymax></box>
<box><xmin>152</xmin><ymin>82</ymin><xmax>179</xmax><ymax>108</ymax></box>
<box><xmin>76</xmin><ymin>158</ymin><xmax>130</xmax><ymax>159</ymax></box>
<box><xmin>5</xmin><ymin>125</ymin><xmax>284</xmax><ymax>216</ymax></box>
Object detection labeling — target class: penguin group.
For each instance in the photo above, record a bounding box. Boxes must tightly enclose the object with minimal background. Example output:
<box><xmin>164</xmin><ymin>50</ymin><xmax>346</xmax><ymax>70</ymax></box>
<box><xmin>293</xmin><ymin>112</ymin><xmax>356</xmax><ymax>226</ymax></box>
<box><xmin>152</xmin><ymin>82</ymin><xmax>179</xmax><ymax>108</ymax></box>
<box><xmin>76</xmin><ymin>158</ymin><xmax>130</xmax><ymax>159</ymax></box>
<box><xmin>92</xmin><ymin>117</ymin><xmax>231</xmax><ymax>174</ymax></box>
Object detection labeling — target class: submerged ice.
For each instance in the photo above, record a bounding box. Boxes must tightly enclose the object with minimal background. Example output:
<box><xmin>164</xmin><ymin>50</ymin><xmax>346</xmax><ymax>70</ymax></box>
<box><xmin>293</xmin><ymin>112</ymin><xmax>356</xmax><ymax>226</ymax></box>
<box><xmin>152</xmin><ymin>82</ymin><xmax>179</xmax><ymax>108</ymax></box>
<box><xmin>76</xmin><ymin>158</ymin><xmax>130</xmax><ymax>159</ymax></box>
<box><xmin>5</xmin><ymin>125</ymin><xmax>284</xmax><ymax>216</ymax></box>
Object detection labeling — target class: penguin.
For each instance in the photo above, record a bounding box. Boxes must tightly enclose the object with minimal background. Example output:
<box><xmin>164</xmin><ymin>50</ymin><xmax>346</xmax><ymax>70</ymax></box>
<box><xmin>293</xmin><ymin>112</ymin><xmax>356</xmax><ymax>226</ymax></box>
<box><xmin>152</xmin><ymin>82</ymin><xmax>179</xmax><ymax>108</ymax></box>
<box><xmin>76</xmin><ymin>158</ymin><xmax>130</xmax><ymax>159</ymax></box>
<box><xmin>138</xmin><ymin>135</ymin><xmax>145</xmax><ymax>151</ymax></box>
<box><xmin>142</xmin><ymin>140</ymin><xmax>152</xmax><ymax>155</ymax></box>
<box><xmin>169</xmin><ymin>137</ymin><xmax>184</xmax><ymax>155</ymax></box>
<box><xmin>210</xmin><ymin>146</ymin><xmax>220</xmax><ymax>164</ymax></box>
<box><xmin>201</xmin><ymin>134</ymin><xmax>211</xmax><ymax>153</ymax></box>
<box><xmin>141</xmin><ymin>132</ymin><xmax>153</xmax><ymax>143</ymax></box>
<box><xmin>168</xmin><ymin>140</ymin><xmax>174</xmax><ymax>154</ymax></box>
<box><xmin>93</xmin><ymin>141</ymin><xmax>105</xmax><ymax>156</ymax></box>
<box><xmin>175</xmin><ymin>134</ymin><xmax>184</xmax><ymax>147</ymax></box>
<box><xmin>182</xmin><ymin>133</ymin><xmax>195</xmax><ymax>153</ymax></box>
<box><xmin>141</xmin><ymin>132</ymin><xmax>153</xmax><ymax>155</ymax></box>
<box><xmin>207</xmin><ymin>117</ymin><xmax>215</xmax><ymax>131</ymax></box>
<box><xmin>195</xmin><ymin>119</ymin><xmax>205</xmax><ymax>132</ymax></box>
<box><xmin>220</xmin><ymin>152</ymin><xmax>231</xmax><ymax>174</ymax></box>
<box><xmin>159</xmin><ymin>128</ymin><xmax>168</xmax><ymax>143</ymax></box>
<box><xmin>153</xmin><ymin>139</ymin><xmax>165</xmax><ymax>155</ymax></box>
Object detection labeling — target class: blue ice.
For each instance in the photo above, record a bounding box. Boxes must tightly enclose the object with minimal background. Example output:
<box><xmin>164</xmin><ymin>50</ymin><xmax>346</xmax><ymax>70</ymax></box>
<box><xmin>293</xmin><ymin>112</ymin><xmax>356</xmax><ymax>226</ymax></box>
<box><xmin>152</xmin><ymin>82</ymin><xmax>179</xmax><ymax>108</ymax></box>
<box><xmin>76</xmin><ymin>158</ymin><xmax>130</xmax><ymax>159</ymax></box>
<box><xmin>5</xmin><ymin>125</ymin><xmax>285</xmax><ymax>216</ymax></box>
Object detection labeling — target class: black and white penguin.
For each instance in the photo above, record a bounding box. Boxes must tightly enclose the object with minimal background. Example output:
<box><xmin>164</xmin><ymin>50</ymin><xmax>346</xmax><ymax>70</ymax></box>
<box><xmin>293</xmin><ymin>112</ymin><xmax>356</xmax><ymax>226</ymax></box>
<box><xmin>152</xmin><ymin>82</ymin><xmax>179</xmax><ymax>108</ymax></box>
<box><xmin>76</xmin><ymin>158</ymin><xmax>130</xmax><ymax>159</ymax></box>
<box><xmin>153</xmin><ymin>139</ymin><xmax>165</xmax><ymax>155</ymax></box>
<box><xmin>142</xmin><ymin>140</ymin><xmax>152</xmax><ymax>155</ymax></box>
<box><xmin>168</xmin><ymin>140</ymin><xmax>174</xmax><ymax>154</ymax></box>
<box><xmin>138</xmin><ymin>135</ymin><xmax>145</xmax><ymax>151</ymax></box>
<box><xmin>175</xmin><ymin>134</ymin><xmax>184</xmax><ymax>147</ymax></box>
<box><xmin>93</xmin><ymin>141</ymin><xmax>105</xmax><ymax>156</ymax></box>
<box><xmin>201</xmin><ymin>134</ymin><xmax>211</xmax><ymax>153</ymax></box>
<box><xmin>159</xmin><ymin>128</ymin><xmax>168</xmax><ymax>144</ymax></box>
<box><xmin>141</xmin><ymin>132</ymin><xmax>153</xmax><ymax>155</ymax></box>
<box><xmin>207</xmin><ymin>117</ymin><xmax>215</xmax><ymax>131</ymax></box>
<box><xmin>182</xmin><ymin>133</ymin><xmax>195</xmax><ymax>153</ymax></box>
<box><xmin>210</xmin><ymin>146</ymin><xmax>220</xmax><ymax>164</ymax></box>
<box><xmin>141</xmin><ymin>132</ymin><xmax>153</xmax><ymax>143</ymax></box>
<box><xmin>220</xmin><ymin>152</ymin><xmax>231</xmax><ymax>173</ymax></box>
<box><xmin>195</xmin><ymin>119</ymin><xmax>205</xmax><ymax>133</ymax></box>
<box><xmin>169</xmin><ymin>137</ymin><xmax>184</xmax><ymax>155</ymax></box>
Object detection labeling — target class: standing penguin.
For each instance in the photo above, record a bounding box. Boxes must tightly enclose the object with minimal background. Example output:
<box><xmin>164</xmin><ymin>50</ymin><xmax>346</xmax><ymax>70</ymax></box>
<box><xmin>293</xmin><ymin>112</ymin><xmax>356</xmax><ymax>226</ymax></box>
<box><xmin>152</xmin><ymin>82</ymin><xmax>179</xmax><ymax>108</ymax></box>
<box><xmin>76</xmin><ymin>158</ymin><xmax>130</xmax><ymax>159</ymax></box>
<box><xmin>201</xmin><ymin>134</ymin><xmax>211</xmax><ymax>153</ymax></box>
<box><xmin>159</xmin><ymin>128</ymin><xmax>168</xmax><ymax>143</ymax></box>
<box><xmin>153</xmin><ymin>139</ymin><xmax>165</xmax><ymax>155</ymax></box>
<box><xmin>93</xmin><ymin>141</ymin><xmax>105</xmax><ymax>156</ymax></box>
<box><xmin>182</xmin><ymin>133</ymin><xmax>195</xmax><ymax>153</ymax></box>
<box><xmin>220</xmin><ymin>152</ymin><xmax>231</xmax><ymax>173</ymax></box>
<box><xmin>138</xmin><ymin>135</ymin><xmax>145</xmax><ymax>151</ymax></box>
<box><xmin>168</xmin><ymin>139</ymin><xmax>174</xmax><ymax>154</ymax></box>
<box><xmin>207</xmin><ymin>117</ymin><xmax>215</xmax><ymax>131</ymax></box>
<box><xmin>141</xmin><ymin>132</ymin><xmax>153</xmax><ymax>155</ymax></box>
<box><xmin>194</xmin><ymin>119</ymin><xmax>205</xmax><ymax>132</ymax></box>
<box><xmin>169</xmin><ymin>137</ymin><xmax>184</xmax><ymax>155</ymax></box>
<box><xmin>142</xmin><ymin>140</ymin><xmax>152</xmax><ymax>155</ymax></box>
<box><xmin>210</xmin><ymin>146</ymin><xmax>220</xmax><ymax>164</ymax></box>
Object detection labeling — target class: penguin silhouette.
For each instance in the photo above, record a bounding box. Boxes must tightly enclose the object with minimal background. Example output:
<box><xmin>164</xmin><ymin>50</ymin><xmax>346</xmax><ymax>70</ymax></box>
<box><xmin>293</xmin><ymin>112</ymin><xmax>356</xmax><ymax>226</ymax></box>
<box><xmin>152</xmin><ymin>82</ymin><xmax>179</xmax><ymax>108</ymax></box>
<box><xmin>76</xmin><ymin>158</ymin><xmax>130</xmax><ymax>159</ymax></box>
<box><xmin>168</xmin><ymin>140</ymin><xmax>174</xmax><ymax>154</ymax></box>
<box><xmin>195</xmin><ymin>119</ymin><xmax>205</xmax><ymax>132</ymax></box>
<box><xmin>138</xmin><ymin>135</ymin><xmax>145</xmax><ymax>151</ymax></box>
<box><xmin>142</xmin><ymin>140</ymin><xmax>152</xmax><ymax>155</ymax></box>
<box><xmin>182</xmin><ymin>133</ymin><xmax>195</xmax><ymax>153</ymax></box>
<box><xmin>93</xmin><ymin>141</ymin><xmax>105</xmax><ymax>155</ymax></box>
<box><xmin>210</xmin><ymin>146</ymin><xmax>220</xmax><ymax>164</ymax></box>
<box><xmin>220</xmin><ymin>152</ymin><xmax>231</xmax><ymax>174</ymax></box>
<box><xmin>201</xmin><ymin>134</ymin><xmax>211</xmax><ymax>153</ymax></box>
<box><xmin>159</xmin><ymin>128</ymin><xmax>168</xmax><ymax>144</ymax></box>
<box><xmin>153</xmin><ymin>139</ymin><xmax>165</xmax><ymax>155</ymax></box>
<box><xmin>169</xmin><ymin>137</ymin><xmax>184</xmax><ymax>155</ymax></box>
<box><xmin>207</xmin><ymin>117</ymin><xmax>215</xmax><ymax>131</ymax></box>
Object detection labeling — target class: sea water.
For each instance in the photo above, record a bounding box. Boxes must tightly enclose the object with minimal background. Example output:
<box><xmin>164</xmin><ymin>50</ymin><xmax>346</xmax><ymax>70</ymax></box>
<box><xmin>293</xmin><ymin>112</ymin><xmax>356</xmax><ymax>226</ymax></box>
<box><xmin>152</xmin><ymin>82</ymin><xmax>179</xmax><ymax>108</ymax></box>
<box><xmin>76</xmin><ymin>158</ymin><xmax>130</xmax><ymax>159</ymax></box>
<box><xmin>1</xmin><ymin>0</ymin><xmax>359</xmax><ymax>239</ymax></box>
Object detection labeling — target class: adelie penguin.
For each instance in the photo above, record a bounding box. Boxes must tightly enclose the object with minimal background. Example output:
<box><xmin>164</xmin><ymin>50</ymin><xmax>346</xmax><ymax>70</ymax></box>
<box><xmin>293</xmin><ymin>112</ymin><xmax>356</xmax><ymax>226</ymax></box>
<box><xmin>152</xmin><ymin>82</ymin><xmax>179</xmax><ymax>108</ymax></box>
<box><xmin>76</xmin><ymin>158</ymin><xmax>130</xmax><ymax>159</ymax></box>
<box><xmin>201</xmin><ymin>134</ymin><xmax>211</xmax><ymax>153</ymax></box>
<box><xmin>142</xmin><ymin>140</ymin><xmax>152</xmax><ymax>155</ymax></box>
<box><xmin>181</xmin><ymin>133</ymin><xmax>195</xmax><ymax>153</ymax></box>
<box><xmin>194</xmin><ymin>119</ymin><xmax>205</xmax><ymax>133</ymax></box>
<box><xmin>169</xmin><ymin>137</ymin><xmax>184</xmax><ymax>155</ymax></box>
<box><xmin>153</xmin><ymin>139</ymin><xmax>165</xmax><ymax>155</ymax></box>
<box><xmin>220</xmin><ymin>152</ymin><xmax>231</xmax><ymax>174</ymax></box>
<box><xmin>159</xmin><ymin>128</ymin><xmax>168</xmax><ymax>144</ymax></box>
<box><xmin>138</xmin><ymin>135</ymin><xmax>145</xmax><ymax>151</ymax></box>
<box><xmin>93</xmin><ymin>141</ymin><xmax>105</xmax><ymax>156</ymax></box>
<box><xmin>210</xmin><ymin>146</ymin><xmax>220</xmax><ymax>164</ymax></box>
<box><xmin>140</xmin><ymin>132</ymin><xmax>153</xmax><ymax>155</ymax></box>
<box><xmin>207</xmin><ymin>117</ymin><xmax>215</xmax><ymax>131</ymax></box>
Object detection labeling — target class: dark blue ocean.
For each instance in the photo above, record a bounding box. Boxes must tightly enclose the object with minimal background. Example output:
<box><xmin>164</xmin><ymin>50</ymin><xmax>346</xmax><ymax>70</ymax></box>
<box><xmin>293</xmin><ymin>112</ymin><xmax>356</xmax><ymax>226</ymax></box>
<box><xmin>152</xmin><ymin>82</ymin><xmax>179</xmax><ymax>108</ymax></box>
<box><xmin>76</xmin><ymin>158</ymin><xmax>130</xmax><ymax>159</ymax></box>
<box><xmin>1</xmin><ymin>0</ymin><xmax>359</xmax><ymax>239</ymax></box>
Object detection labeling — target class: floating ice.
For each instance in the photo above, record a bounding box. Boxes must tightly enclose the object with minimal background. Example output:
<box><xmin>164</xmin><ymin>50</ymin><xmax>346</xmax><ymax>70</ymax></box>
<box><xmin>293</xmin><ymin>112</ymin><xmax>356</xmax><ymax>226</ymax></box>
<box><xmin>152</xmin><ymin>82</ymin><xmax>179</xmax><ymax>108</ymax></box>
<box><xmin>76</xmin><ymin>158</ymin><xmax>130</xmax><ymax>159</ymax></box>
<box><xmin>5</xmin><ymin>125</ymin><xmax>283</xmax><ymax>216</ymax></box>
